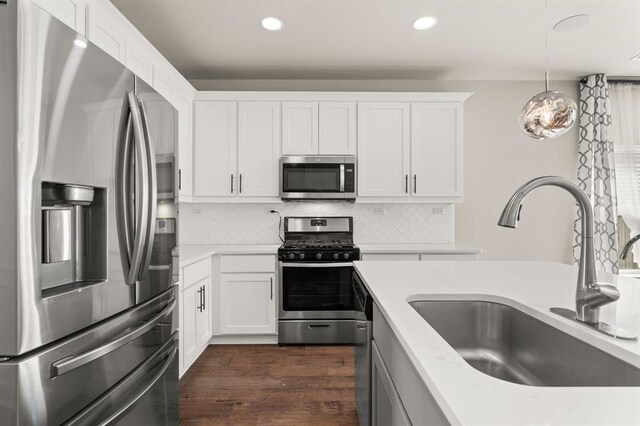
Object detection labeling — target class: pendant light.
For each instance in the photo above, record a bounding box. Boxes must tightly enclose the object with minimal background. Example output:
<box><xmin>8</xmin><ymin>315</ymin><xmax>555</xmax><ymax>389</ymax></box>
<box><xmin>519</xmin><ymin>0</ymin><xmax>577</xmax><ymax>139</ymax></box>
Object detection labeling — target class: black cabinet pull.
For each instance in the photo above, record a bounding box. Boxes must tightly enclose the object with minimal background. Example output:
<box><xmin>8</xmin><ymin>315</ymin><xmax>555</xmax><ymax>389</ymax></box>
<box><xmin>405</xmin><ymin>175</ymin><xmax>408</xmax><ymax>194</ymax></box>
<box><xmin>270</xmin><ymin>277</ymin><xmax>273</xmax><ymax>300</ymax></box>
<box><xmin>239</xmin><ymin>174</ymin><xmax>243</xmax><ymax>193</ymax></box>
<box><xmin>414</xmin><ymin>175</ymin><xmax>417</xmax><ymax>194</ymax></box>
<box><xmin>202</xmin><ymin>285</ymin><xmax>206</xmax><ymax>310</ymax></box>
<box><xmin>231</xmin><ymin>174</ymin><xmax>234</xmax><ymax>193</ymax></box>
<box><xmin>178</xmin><ymin>169</ymin><xmax>182</xmax><ymax>190</ymax></box>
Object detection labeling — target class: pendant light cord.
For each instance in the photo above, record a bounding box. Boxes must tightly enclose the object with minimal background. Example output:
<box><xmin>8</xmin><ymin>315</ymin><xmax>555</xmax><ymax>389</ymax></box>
<box><xmin>544</xmin><ymin>0</ymin><xmax>549</xmax><ymax>92</ymax></box>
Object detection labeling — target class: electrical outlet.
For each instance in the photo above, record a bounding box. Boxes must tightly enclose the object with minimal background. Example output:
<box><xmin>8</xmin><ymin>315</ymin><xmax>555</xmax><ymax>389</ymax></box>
<box><xmin>432</xmin><ymin>207</ymin><xmax>445</xmax><ymax>215</ymax></box>
<box><xmin>373</xmin><ymin>207</ymin><xmax>386</xmax><ymax>216</ymax></box>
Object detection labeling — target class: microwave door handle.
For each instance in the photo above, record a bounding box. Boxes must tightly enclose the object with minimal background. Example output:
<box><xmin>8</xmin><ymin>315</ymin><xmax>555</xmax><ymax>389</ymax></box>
<box><xmin>340</xmin><ymin>164</ymin><xmax>345</xmax><ymax>192</ymax></box>
<box><xmin>136</xmin><ymin>99</ymin><xmax>157</xmax><ymax>281</ymax></box>
<box><xmin>115</xmin><ymin>94</ymin><xmax>136</xmax><ymax>281</ymax></box>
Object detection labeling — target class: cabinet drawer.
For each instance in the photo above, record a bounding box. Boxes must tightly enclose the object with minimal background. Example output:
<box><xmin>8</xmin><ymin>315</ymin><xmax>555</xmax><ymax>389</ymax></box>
<box><xmin>361</xmin><ymin>253</ymin><xmax>420</xmax><ymax>261</ymax></box>
<box><xmin>183</xmin><ymin>258</ymin><xmax>211</xmax><ymax>290</ymax></box>
<box><xmin>220</xmin><ymin>255</ymin><xmax>276</xmax><ymax>273</ymax></box>
<box><xmin>373</xmin><ymin>304</ymin><xmax>449</xmax><ymax>426</ymax></box>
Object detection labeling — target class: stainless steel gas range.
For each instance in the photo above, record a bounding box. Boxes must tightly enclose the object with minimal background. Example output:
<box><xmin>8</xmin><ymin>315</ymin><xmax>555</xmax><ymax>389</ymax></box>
<box><xmin>278</xmin><ymin>217</ymin><xmax>361</xmax><ymax>344</ymax></box>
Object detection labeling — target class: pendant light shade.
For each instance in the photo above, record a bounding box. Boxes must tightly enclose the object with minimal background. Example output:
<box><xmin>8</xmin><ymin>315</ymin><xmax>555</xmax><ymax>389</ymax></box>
<box><xmin>519</xmin><ymin>74</ymin><xmax>577</xmax><ymax>139</ymax></box>
<box><xmin>519</xmin><ymin>0</ymin><xmax>578</xmax><ymax>140</ymax></box>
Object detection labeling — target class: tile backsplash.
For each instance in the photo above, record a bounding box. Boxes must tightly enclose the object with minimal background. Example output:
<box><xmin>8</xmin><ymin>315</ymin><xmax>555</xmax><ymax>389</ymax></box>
<box><xmin>179</xmin><ymin>203</ymin><xmax>454</xmax><ymax>245</ymax></box>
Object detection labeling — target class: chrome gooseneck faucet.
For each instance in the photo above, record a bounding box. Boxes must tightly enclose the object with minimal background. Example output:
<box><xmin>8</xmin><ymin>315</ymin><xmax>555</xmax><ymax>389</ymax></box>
<box><xmin>498</xmin><ymin>176</ymin><xmax>636</xmax><ymax>340</ymax></box>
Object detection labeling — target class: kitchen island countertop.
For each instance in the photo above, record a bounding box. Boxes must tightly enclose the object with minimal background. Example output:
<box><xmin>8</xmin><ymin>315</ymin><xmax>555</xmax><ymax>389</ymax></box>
<box><xmin>353</xmin><ymin>260</ymin><xmax>640</xmax><ymax>425</ymax></box>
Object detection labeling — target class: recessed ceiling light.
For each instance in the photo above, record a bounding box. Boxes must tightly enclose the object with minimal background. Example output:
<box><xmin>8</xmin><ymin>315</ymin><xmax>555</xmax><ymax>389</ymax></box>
<box><xmin>261</xmin><ymin>17</ymin><xmax>283</xmax><ymax>31</ymax></box>
<box><xmin>413</xmin><ymin>16</ymin><xmax>438</xmax><ymax>31</ymax></box>
<box><xmin>74</xmin><ymin>38</ymin><xmax>87</xmax><ymax>48</ymax></box>
<box><xmin>553</xmin><ymin>14</ymin><xmax>591</xmax><ymax>33</ymax></box>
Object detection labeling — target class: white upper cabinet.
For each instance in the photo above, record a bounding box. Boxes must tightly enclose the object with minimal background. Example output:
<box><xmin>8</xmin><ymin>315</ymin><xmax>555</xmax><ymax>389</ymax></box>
<box><xmin>31</xmin><ymin>0</ymin><xmax>87</xmax><ymax>35</ymax></box>
<box><xmin>282</xmin><ymin>102</ymin><xmax>319</xmax><ymax>155</ymax></box>
<box><xmin>152</xmin><ymin>64</ymin><xmax>174</xmax><ymax>105</ymax></box>
<box><xmin>189</xmin><ymin>92</ymin><xmax>469</xmax><ymax>203</ymax></box>
<box><xmin>319</xmin><ymin>102</ymin><xmax>356</xmax><ymax>155</ymax></box>
<box><xmin>357</xmin><ymin>103</ymin><xmax>411</xmax><ymax>197</ymax></box>
<box><xmin>124</xmin><ymin>40</ymin><xmax>153</xmax><ymax>85</ymax></box>
<box><xmin>411</xmin><ymin>103</ymin><xmax>463</xmax><ymax>199</ymax></box>
<box><xmin>193</xmin><ymin>101</ymin><xmax>237</xmax><ymax>197</ymax></box>
<box><xmin>175</xmin><ymin>94</ymin><xmax>193</xmax><ymax>197</ymax></box>
<box><xmin>282</xmin><ymin>101</ymin><xmax>356</xmax><ymax>156</ymax></box>
<box><xmin>87</xmin><ymin>5</ymin><xmax>126</xmax><ymax>63</ymax></box>
<box><xmin>237</xmin><ymin>102</ymin><xmax>281</xmax><ymax>197</ymax></box>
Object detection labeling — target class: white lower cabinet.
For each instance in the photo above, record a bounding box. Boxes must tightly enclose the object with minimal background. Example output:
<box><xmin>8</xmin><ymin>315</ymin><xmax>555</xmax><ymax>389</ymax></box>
<box><xmin>180</xmin><ymin>258</ymin><xmax>213</xmax><ymax>377</ymax></box>
<box><xmin>372</xmin><ymin>342</ymin><xmax>411</xmax><ymax>426</ymax></box>
<box><xmin>219</xmin><ymin>273</ymin><xmax>276</xmax><ymax>335</ymax></box>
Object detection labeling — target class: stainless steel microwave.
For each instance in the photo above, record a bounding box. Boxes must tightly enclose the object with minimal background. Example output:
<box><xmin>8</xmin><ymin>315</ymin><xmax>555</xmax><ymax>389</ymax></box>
<box><xmin>280</xmin><ymin>156</ymin><xmax>356</xmax><ymax>200</ymax></box>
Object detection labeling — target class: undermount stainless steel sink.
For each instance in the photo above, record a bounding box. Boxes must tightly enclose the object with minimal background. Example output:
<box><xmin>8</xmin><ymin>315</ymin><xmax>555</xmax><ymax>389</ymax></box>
<box><xmin>410</xmin><ymin>300</ymin><xmax>640</xmax><ymax>387</ymax></box>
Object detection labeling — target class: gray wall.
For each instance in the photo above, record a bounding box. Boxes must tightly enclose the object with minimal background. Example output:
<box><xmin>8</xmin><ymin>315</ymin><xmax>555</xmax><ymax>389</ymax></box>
<box><xmin>191</xmin><ymin>79</ymin><xmax>579</xmax><ymax>264</ymax></box>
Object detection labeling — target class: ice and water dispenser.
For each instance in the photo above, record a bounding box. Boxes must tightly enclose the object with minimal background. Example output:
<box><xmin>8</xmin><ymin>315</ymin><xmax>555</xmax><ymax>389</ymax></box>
<box><xmin>41</xmin><ymin>181</ymin><xmax>107</xmax><ymax>293</ymax></box>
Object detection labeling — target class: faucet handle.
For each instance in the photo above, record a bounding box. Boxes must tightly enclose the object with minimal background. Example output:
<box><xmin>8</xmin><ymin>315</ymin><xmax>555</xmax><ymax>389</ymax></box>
<box><xmin>585</xmin><ymin>283</ymin><xmax>620</xmax><ymax>310</ymax></box>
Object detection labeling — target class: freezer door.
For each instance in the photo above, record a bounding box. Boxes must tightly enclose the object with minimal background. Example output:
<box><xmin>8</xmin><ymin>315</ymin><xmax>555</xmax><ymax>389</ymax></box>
<box><xmin>0</xmin><ymin>287</ymin><xmax>177</xmax><ymax>426</ymax></box>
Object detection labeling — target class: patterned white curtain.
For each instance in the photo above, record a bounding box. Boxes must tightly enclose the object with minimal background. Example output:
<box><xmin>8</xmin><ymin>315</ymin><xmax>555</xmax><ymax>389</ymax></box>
<box><xmin>573</xmin><ymin>74</ymin><xmax>619</xmax><ymax>273</ymax></box>
<box><xmin>610</xmin><ymin>83</ymin><xmax>640</xmax><ymax>265</ymax></box>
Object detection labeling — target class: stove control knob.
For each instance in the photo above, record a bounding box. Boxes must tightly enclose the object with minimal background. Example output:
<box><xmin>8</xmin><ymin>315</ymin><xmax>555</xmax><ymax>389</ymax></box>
<box><xmin>299</xmin><ymin>253</ymin><xmax>305</xmax><ymax>260</ymax></box>
<box><xmin>332</xmin><ymin>253</ymin><xmax>339</xmax><ymax>260</ymax></box>
<box><xmin>316</xmin><ymin>253</ymin><xmax>323</xmax><ymax>260</ymax></box>
<box><xmin>343</xmin><ymin>253</ymin><xmax>350</xmax><ymax>260</ymax></box>
<box><xmin>288</xmin><ymin>253</ymin><xmax>295</xmax><ymax>260</ymax></box>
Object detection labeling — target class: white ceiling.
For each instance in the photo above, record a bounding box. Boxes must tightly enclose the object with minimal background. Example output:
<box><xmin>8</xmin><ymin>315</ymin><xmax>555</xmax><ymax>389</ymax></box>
<box><xmin>111</xmin><ymin>0</ymin><xmax>640</xmax><ymax>81</ymax></box>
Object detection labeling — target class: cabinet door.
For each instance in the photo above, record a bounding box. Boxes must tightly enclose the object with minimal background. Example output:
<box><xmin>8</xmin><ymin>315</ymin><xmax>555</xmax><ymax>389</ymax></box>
<box><xmin>282</xmin><ymin>102</ymin><xmax>318</xmax><ymax>155</ymax></box>
<box><xmin>411</xmin><ymin>103</ymin><xmax>463</xmax><ymax>198</ymax></box>
<box><xmin>319</xmin><ymin>102</ymin><xmax>356</xmax><ymax>155</ymax></box>
<box><xmin>237</xmin><ymin>102</ymin><xmax>281</xmax><ymax>197</ymax></box>
<box><xmin>125</xmin><ymin>41</ymin><xmax>153</xmax><ymax>85</ymax></box>
<box><xmin>181</xmin><ymin>285</ymin><xmax>199</xmax><ymax>370</ymax></box>
<box><xmin>357</xmin><ymin>103</ymin><xmax>410</xmax><ymax>197</ymax></box>
<box><xmin>220</xmin><ymin>273</ymin><xmax>276</xmax><ymax>335</ymax></box>
<box><xmin>31</xmin><ymin>0</ymin><xmax>87</xmax><ymax>35</ymax></box>
<box><xmin>193</xmin><ymin>101</ymin><xmax>237</xmax><ymax>197</ymax></box>
<box><xmin>140</xmin><ymin>97</ymin><xmax>176</xmax><ymax>155</ymax></box>
<box><xmin>87</xmin><ymin>5</ymin><xmax>125</xmax><ymax>63</ymax></box>
<box><xmin>196</xmin><ymin>280</ymin><xmax>212</xmax><ymax>348</ymax></box>
<box><xmin>175</xmin><ymin>94</ymin><xmax>193</xmax><ymax>196</ymax></box>
<box><xmin>372</xmin><ymin>342</ymin><xmax>411</xmax><ymax>426</ymax></box>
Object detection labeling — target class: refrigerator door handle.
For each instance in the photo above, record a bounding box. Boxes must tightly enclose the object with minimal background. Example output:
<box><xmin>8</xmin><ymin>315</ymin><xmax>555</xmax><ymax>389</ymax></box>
<box><xmin>63</xmin><ymin>334</ymin><xmax>177</xmax><ymax>426</ymax></box>
<box><xmin>50</xmin><ymin>296</ymin><xmax>176</xmax><ymax>378</ymax></box>
<box><xmin>118</xmin><ymin>92</ymin><xmax>151</xmax><ymax>285</ymax></box>
<box><xmin>115</xmin><ymin>94</ymin><xmax>135</xmax><ymax>281</ymax></box>
<box><xmin>136</xmin><ymin>98</ymin><xmax>157</xmax><ymax>281</ymax></box>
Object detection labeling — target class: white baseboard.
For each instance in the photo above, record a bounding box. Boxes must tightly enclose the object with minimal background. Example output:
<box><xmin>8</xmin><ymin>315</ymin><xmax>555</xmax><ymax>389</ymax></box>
<box><xmin>208</xmin><ymin>335</ymin><xmax>278</xmax><ymax>345</ymax></box>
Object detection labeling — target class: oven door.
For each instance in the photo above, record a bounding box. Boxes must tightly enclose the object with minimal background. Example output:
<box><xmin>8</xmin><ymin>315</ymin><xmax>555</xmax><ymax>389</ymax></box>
<box><xmin>279</xmin><ymin>263</ymin><xmax>355</xmax><ymax>319</ymax></box>
<box><xmin>280</xmin><ymin>157</ymin><xmax>353</xmax><ymax>199</ymax></box>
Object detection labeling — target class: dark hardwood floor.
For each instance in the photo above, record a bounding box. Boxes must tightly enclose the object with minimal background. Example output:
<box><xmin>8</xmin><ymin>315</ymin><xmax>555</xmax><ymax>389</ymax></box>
<box><xmin>180</xmin><ymin>345</ymin><xmax>358</xmax><ymax>425</ymax></box>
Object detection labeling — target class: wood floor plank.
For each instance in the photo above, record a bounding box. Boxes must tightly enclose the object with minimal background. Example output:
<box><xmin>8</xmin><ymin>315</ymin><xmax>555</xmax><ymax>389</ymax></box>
<box><xmin>180</xmin><ymin>345</ymin><xmax>359</xmax><ymax>425</ymax></box>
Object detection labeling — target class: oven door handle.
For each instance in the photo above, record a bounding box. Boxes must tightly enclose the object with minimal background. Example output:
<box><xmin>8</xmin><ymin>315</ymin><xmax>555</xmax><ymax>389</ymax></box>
<box><xmin>280</xmin><ymin>262</ymin><xmax>354</xmax><ymax>268</ymax></box>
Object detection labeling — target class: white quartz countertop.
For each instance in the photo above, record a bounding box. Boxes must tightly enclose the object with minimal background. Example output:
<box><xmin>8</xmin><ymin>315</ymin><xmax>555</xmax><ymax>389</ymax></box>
<box><xmin>179</xmin><ymin>243</ymin><xmax>481</xmax><ymax>268</ymax></box>
<box><xmin>353</xmin><ymin>260</ymin><xmax>640</xmax><ymax>425</ymax></box>
<box><xmin>358</xmin><ymin>243</ymin><xmax>480</xmax><ymax>255</ymax></box>
<box><xmin>178</xmin><ymin>244</ymin><xmax>280</xmax><ymax>268</ymax></box>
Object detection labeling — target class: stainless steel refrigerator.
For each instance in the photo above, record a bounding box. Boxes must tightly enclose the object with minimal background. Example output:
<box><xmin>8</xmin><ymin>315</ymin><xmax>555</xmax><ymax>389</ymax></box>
<box><xmin>0</xmin><ymin>1</ymin><xmax>179</xmax><ymax>424</ymax></box>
